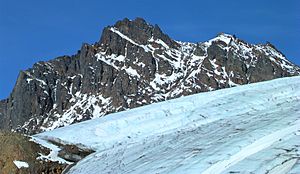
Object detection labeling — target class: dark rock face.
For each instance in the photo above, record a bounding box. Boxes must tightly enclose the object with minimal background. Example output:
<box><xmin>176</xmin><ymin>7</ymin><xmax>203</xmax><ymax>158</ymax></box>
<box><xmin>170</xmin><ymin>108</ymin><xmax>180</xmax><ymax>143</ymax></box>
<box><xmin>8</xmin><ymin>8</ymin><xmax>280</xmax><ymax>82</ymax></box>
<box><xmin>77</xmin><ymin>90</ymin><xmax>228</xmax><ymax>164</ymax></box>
<box><xmin>0</xmin><ymin>18</ymin><xmax>299</xmax><ymax>134</ymax></box>
<box><xmin>0</xmin><ymin>100</ymin><xmax>8</xmax><ymax>129</ymax></box>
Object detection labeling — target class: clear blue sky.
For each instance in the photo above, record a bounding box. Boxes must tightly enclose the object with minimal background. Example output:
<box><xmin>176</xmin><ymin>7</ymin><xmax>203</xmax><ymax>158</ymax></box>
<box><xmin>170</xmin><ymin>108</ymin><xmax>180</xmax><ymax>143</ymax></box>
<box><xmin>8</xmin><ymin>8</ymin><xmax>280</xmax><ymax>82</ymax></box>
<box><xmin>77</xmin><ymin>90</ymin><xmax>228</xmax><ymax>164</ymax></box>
<box><xmin>0</xmin><ymin>0</ymin><xmax>299</xmax><ymax>99</ymax></box>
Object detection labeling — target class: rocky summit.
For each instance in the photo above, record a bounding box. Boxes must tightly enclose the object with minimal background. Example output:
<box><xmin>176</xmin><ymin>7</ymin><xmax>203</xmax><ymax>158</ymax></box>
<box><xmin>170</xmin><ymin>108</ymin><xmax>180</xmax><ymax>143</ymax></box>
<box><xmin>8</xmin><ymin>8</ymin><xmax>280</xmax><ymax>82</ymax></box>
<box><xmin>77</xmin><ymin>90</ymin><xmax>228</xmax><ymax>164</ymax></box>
<box><xmin>0</xmin><ymin>17</ymin><xmax>299</xmax><ymax>134</ymax></box>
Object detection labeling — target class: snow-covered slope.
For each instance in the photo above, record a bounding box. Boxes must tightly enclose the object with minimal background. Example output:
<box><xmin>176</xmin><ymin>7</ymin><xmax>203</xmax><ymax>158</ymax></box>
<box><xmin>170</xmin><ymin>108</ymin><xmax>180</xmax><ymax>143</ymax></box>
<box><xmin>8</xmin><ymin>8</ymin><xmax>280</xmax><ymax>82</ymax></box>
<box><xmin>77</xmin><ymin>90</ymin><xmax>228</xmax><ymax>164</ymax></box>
<box><xmin>34</xmin><ymin>76</ymin><xmax>300</xmax><ymax>174</ymax></box>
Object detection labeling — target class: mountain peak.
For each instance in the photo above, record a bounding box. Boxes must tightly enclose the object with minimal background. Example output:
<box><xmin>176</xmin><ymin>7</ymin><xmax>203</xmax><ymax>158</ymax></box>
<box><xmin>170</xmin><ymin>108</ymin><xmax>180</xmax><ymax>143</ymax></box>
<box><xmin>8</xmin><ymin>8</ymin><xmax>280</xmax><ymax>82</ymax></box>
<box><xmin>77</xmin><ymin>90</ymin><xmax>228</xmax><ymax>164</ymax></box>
<box><xmin>114</xmin><ymin>17</ymin><xmax>150</xmax><ymax>31</ymax></box>
<box><xmin>204</xmin><ymin>32</ymin><xmax>236</xmax><ymax>46</ymax></box>
<box><xmin>265</xmin><ymin>41</ymin><xmax>282</xmax><ymax>53</ymax></box>
<box><xmin>100</xmin><ymin>18</ymin><xmax>178</xmax><ymax>50</ymax></box>
<box><xmin>216</xmin><ymin>32</ymin><xmax>235</xmax><ymax>38</ymax></box>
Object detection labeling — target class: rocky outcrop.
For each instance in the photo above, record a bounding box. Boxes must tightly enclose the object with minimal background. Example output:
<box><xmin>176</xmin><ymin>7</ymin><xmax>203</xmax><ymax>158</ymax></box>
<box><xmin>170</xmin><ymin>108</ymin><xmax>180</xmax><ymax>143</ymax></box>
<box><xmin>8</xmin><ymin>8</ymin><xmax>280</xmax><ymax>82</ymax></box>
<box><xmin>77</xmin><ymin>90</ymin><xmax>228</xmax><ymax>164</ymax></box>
<box><xmin>0</xmin><ymin>18</ymin><xmax>299</xmax><ymax>134</ymax></box>
<box><xmin>0</xmin><ymin>131</ymin><xmax>67</xmax><ymax>174</ymax></box>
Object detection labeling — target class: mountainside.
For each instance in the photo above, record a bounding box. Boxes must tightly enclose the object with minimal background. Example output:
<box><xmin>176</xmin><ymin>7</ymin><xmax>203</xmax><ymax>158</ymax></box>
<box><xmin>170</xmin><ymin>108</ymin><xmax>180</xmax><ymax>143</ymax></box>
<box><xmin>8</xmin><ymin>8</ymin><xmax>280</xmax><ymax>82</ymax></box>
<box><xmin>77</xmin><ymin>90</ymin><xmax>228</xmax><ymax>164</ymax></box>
<box><xmin>0</xmin><ymin>131</ymin><xmax>67</xmax><ymax>173</ymax></box>
<box><xmin>0</xmin><ymin>17</ymin><xmax>299</xmax><ymax>134</ymax></box>
<box><xmin>34</xmin><ymin>76</ymin><xmax>300</xmax><ymax>173</ymax></box>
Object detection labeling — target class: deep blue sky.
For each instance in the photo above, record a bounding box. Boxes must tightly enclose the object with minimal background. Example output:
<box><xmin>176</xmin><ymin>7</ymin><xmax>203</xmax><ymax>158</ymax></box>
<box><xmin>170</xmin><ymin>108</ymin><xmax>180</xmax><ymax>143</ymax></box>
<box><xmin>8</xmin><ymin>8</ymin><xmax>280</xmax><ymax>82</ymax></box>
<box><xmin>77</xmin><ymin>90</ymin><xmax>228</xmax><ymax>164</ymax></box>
<box><xmin>0</xmin><ymin>0</ymin><xmax>299</xmax><ymax>99</ymax></box>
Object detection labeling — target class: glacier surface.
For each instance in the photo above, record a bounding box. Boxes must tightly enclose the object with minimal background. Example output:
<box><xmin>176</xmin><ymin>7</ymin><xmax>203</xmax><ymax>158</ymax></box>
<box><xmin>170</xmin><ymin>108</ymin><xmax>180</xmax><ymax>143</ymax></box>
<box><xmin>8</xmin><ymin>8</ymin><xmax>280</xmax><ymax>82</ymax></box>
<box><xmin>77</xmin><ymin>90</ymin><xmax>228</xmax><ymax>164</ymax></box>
<box><xmin>34</xmin><ymin>76</ymin><xmax>300</xmax><ymax>174</ymax></box>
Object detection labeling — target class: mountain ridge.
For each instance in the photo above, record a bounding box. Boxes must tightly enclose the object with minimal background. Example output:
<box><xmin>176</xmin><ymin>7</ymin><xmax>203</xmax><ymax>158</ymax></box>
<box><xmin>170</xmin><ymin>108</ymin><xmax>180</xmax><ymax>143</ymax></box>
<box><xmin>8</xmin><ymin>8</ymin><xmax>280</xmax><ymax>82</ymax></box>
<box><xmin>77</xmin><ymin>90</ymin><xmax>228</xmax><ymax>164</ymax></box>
<box><xmin>0</xmin><ymin>17</ymin><xmax>299</xmax><ymax>134</ymax></box>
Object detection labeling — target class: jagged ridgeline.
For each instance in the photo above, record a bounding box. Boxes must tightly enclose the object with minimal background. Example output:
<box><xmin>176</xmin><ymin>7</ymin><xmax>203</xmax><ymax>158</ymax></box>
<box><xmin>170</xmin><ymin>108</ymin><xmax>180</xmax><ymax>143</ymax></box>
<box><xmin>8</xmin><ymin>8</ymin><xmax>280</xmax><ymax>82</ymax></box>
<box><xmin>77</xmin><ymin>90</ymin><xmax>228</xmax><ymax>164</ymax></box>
<box><xmin>0</xmin><ymin>18</ymin><xmax>299</xmax><ymax>134</ymax></box>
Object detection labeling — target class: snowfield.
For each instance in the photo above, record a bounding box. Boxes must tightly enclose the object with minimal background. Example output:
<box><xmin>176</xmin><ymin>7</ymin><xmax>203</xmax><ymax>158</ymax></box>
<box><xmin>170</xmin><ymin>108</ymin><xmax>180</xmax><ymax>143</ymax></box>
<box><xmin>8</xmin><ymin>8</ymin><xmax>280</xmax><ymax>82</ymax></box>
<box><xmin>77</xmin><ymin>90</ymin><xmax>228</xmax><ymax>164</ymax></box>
<box><xmin>34</xmin><ymin>76</ymin><xmax>300</xmax><ymax>174</ymax></box>
<box><xmin>13</xmin><ymin>160</ymin><xmax>29</xmax><ymax>169</ymax></box>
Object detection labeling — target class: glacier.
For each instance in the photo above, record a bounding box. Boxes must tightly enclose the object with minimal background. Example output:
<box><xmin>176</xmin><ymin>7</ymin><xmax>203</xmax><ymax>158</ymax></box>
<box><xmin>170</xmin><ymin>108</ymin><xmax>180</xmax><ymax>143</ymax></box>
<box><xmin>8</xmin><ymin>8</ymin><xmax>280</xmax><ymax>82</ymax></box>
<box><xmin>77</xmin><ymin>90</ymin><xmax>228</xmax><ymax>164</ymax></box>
<box><xmin>33</xmin><ymin>76</ymin><xmax>300</xmax><ymax>174</ymax></box>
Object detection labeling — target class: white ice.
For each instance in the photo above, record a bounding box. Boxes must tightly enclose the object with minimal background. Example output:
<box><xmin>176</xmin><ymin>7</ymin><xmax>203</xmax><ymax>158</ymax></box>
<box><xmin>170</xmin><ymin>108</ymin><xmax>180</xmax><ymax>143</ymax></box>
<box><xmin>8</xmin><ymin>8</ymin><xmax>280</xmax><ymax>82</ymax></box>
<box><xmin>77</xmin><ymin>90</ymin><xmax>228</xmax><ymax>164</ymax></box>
<box><xmin>34</xmin><ymin>76</ymin><xmax>300</xmax><ymax>174</ymax></box>
<box><xmin>13</xmin><ymin>160</ymin><xmax>29</xmax><ymax>169</ymax></box>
